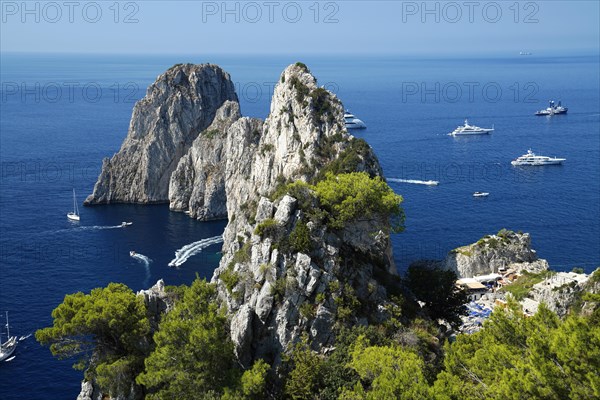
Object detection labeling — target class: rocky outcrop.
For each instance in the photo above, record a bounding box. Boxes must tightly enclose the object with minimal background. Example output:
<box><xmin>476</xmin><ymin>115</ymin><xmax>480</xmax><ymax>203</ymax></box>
<box><xmin>528</xmin><ymin>271</ymin><xmax>593</xmax><ymax>317</ymax></box>
<box><xmin>443</xmin><ymin>230</ymin><xmax>548</xmax><ymax>278</ymax></box>
<box><xmin>168</xmin><ymin>101</ymin><xmax>241</xmax><ymax>219</ymax></box>
<box><xmin>210</xmin><ymin>63</ymin><xmax>396</xmax><ymax>368</ymax></box>
<box><xmin>137</xmin><ymin>279</ymin><xmax>172</xmax><ymax>331</ymax></box>
<box><xmin>85</xmin><ymin>64</ymin><xmax>238</xmax><ymax>205</ymax></box>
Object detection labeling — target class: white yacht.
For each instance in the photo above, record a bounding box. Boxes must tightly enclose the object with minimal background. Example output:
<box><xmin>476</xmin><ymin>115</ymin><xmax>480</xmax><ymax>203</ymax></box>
<box><xmin>535</xmin><ymin>100</ymin><xmax>568</xmax><ymax>116</ymax></box>
<box><xmin>0</xmin><ymin>312</ymin><xmax>17</xmax><ymax>362</ymax></box>
<box><xmin>344</xmin><ymin>110</ymin><xmax>366</xmax><ymax>130</ymax></box>
<box><xmin>448</xmin><ymin>119</ymin><xmax>494</xmax><ymax>136</ymax></box>
<box><xmin>473</xmin><ymin>192</ymin><xmax>489</xmax><ymax>197</ymax></box>
<box><xmin>511</xmin><ymin>149</ymin><xmax>566</xmax><ymax>166</ymax></box>
<box><xmin>67</xmin><ymin>189</ymin><xmax>80</xmax><ymax>221</ymax></box>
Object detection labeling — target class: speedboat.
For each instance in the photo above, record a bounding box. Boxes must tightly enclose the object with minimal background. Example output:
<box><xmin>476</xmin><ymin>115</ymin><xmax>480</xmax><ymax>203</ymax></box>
<box><xmin>0</xmin><ymin>312</ymin><xmax>17</xmax><ymax>362</ymax></box>
<box><xmin>130</xmin><ymin>251</ymin><xmax>136</xmax><ymax>257</ymax></box>
<box><xmin>535</xmin><ymin>100</ymin><xmax>568</xmax><ymax>116</ymax></box>
<box><xmin>344</xmin><ymin>110</ymin><xmax>366</xmax><ymax>130</ymax></box>
<box><xmin>121</xmin><ymin>221</ymin><xmax>133</xmax><ymax>227</ymax></box>
<box><xmin>473</xmin><ymin>192</ymin><xmax>489</xmax><ymax>197</ymax></box>
<box><xmin>448</xmin><ymin>119</ymin><xmax>494</xmax><ymax>136</ymax></box>
<box><xmin>511</xmin><ymin>149</ymin><xmax>566</xmax><ymax>166</ymax></box>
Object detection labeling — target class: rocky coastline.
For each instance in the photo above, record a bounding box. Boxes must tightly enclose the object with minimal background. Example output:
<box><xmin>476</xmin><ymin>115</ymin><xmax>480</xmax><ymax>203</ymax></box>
<box><xmin>76</xmin><ymin>62</ymin><xmax>599</xmax><ymax>400</ymax></box>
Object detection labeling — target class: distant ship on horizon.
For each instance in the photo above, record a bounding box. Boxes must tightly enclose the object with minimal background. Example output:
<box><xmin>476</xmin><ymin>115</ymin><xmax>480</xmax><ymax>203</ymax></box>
<box><xmin>519</xmin><ymin>51</ymin><xmax>533</xmax><ymax>56</ymax></box>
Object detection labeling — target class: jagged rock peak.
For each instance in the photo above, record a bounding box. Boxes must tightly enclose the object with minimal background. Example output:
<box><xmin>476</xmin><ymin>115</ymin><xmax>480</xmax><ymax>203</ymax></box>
<box><xmin>210</xmin><ymin>63</ymin><xmax>395</xmax><ymax>369</ymax></box>
<box><xmin>84</xmin><ymin>63</ymin><xmax>239</xmax><ymax>205</ymax></box>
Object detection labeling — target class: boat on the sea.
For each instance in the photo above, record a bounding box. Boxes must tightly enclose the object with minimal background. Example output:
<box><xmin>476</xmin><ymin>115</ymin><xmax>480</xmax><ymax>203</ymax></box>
<box><xmin>535</xmin><ymin>100</ymin><xmax>568</xmax><ymax>116</ymax></box>
<box><xmin>519</xmin><ymin>51</ymin><xmax>532</xmax><ymax>56</ymax></box>
<box><xmin>344</xmin><ymin>110</ymin><xmax>366</xmax><ymax>130</ymax></box>
<box><xmin>0</xmin><ymin>312</ymin><xmax>17</xmax><ymax>362</ymax></box>
<box><xmin>121</xmin><ymin>221</ymin><xmax>133</xmax><ymax>227</ymax></box>
<box><xmin>511</xmin><ymin>149</ymin><xmax>566</xmax><ymax>166</ymax></box>
<box><xmin>130</xmin><ymin>251</ymin><xmax>136</xmax><ymax>257</ymax></box>
<box><xmin>67</xmin><ymin>189</ymin><xmax>80</xmax><ymax>221</ymax></box>
<box><xmin>473</xmin><ymin>192</ymin><xmax>489</xmax><ymax>197</ymax></box>
<box><xmin>448</xmin><ymin>119</ymin><xmax>494</xmax><ymax>136</ymax></box>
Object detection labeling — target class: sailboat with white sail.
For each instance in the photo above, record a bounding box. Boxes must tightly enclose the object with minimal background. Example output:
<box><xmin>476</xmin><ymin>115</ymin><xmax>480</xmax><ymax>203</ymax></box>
<box><xmin>67</xmin><ymin>189</ymin><xmax>80</xmax><ymax>221</ymax></box>
<box><xmin>0</xmin><ymin>312</ymin><xmax>17</xmax><ymax>362</ymax></box>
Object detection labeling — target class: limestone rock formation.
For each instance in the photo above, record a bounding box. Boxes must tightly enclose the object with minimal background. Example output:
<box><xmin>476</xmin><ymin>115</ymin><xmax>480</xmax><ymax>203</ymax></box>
<box><xmin>210</xmin><ymin>63</ymin><xmax>396</xmax><ymax>368</ymax></box>
<box><xmin>168</xmin><ymin>101</ymin><xmax>241</xmax><ymax>219</ymax></box>
<box><xmin>85</xmin><ymin>64</ymin><xmax>238</xmax><ymax>205</ymax></box>
<box><xmin>443</xmin><ymin>230</ymin><xmax>548</xmax><ymax>278</ymax></box>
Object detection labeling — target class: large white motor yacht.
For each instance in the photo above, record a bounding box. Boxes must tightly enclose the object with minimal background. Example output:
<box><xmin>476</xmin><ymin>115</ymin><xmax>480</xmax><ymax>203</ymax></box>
<box><xmin>511</xmin><ymin>149</ymin><xmax>566</xmax><ymax>166</ymax></box>
<box><xmin>344</xmin><ymin>110</ymin><xmax>366</xmax><ymax>129</ymax></box>
<box><xmin>448</xmin><ymin>119</ymin><xmax>494</xmax><ymax>136</ymax></box>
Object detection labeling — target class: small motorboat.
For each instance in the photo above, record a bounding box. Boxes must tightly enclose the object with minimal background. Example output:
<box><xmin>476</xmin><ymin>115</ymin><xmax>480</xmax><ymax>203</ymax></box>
<box><xmin>473</xmin><ymin>192</ymin><xmax>489</xmax><ymax>197</ymax></box>
<box><xmin>129</xmin><ymin>251</ymin><xmax>136</xmax><ymax>257</ymax></box>
<box><xmin>121</xmin><ymin>221</ymin><xmax>133</xmax><ymax>227</ymax></box>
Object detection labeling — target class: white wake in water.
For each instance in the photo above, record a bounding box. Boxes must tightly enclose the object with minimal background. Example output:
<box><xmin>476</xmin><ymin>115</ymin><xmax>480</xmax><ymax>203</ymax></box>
<box><xmin>388</xmin><ymin>178</ymin><xmax>439</xmax><ymax>186</ymax></box>
<box><xmin>19</xmin><ymin>333</ymin><xmax>32</xmax><ymax>342</ymax></box>
<box><xmin>131</xmin><ymin>253</ymin><xmax>152</xmax><ymax>267</ymax></box>
<box><xmin>168</xmin><ymin>236</ymin><xmax>224</xmax><ymax>267</ymax></box>
<box><xmin>78</xmin><ymin>225</ymin><xmax>126</xmax><ymax>231</ymax></box>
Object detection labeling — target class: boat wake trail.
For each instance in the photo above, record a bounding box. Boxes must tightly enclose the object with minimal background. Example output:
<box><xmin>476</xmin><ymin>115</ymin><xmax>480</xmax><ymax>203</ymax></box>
<box><xmin>168</xmin><ymin>236</ymin><xmax>224</xmax><ymax>267</ymax></box>
<box><xmin>388</xmin><ymin>178</ymin><xmax>439</xmax><ymax>186</ymax></box>
<box><xmin>18</xmin><ymin>333</ymin><xmax>32</xmax><ymax>342</ymax></box>
<box><xmin>131</xmin><ymin>253</ymin><xmax>152</xmax><ymax>267</ymax></box>
<box><xmin>79</xmin><ymin>225</ymin><xmax>126</xmax><ymax>231</ymax></box>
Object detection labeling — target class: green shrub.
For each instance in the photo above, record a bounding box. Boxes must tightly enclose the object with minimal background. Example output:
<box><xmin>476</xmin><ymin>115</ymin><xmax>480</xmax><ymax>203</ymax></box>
<box><xmin>254</xmin><ymin>218</ymin><xmax>280</xmax><ymax>238</ymax></box>
<box><xmin>261</xmin><ymin>143</ymin><xmax>275</xmax><ymax>156</ymax></box>
<box><xmin>315</xmin><ymin>293</ymin><xmax>326</xmax><ymax>304</ymax></box>
<box><xmin>220</xmin><ymin>266</ymin><xmax>240</xmax><ymax>293</ymax></box>
<box><xmin>290</xmin><ymin>76</ymin><xmax>310</xmax><ymax>103</ymax></box>
<box><xmin>314</xmin><ymin>172</ymin><xmax>404</xmax><ymax>231</ymax></box>
<box><xmin>203</xmin><ymin>129</ymin><xmax>220</xmax><ymax>139</ymax></box>
<box><xmin>240</xmin><ymin>200</ymin><xmax>258</xmax><ymax>224</ymax></box>
<box><xmin>271</xmin><ymin>278</ymin><xmax>287</xmax><ymax>302</ymax></box>
<box><xmin>294</xmin><ymin>62</ymin><xmax>309</xmax><ymax>72</ymax></box>
<box><xmin>232</xmin><ymin>241</ymin><xmax>252</xmax><ymax>265</ymax></box>
<box><xmin>315</xmin><ymin>138</ymin><xmax>373</xmax><ymax>181</ymax></box>
<box><xmin>501</xmin><ymin>270</ymin><xmax>555</xmax><ymax>300</ymax></box>
<box><xmin>572</xmin><ymin>267</ymin><xmax>584</xmax><ymax>274</ymax></box>
<box><xmin>290</xmin><ymin>221</ymin><xmax>312</xmax><ymax>253</ymax></box>
<box><xmin>309</xmin><ymin>87</ymin><xmax>331</xmax><ymax>120</ymax></box>
<box><xmin>299</xmin><ymin>302</ymin><xmax>316</xmax><ymax>320</ymax></box>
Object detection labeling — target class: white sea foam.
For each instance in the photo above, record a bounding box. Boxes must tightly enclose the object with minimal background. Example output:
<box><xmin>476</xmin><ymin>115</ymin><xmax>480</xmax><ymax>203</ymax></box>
<box><xmin>168</xmin><ymin>236</ymin><xmax>224</xmax><ymax>267</ymax></box>
<box><xmin>131</xmin><ymin>253</ymin><xmax>152</xmax><ymax>267</ymax></box>
<box><xmin>18</xmin><ymin>333</ymin><xmax>32</xmax><ymax>342</ymax></box>
<box><xmin>388</xmin><ymin>178</ymin><xmax>439</xmax><ymax>186</ymax></box>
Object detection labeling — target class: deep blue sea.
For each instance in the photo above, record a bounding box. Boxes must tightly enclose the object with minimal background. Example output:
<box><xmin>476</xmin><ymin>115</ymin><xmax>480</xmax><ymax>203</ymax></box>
<box><xmin>1</xmin><ymin>53</ymin><xmax>599</xmax><ymax>399</ymax></box>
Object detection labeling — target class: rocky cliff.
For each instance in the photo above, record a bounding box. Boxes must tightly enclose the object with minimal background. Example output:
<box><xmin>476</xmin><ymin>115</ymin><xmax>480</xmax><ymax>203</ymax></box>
<box><xmin>168</xmin><ymin>100</ymin><xmax>241</xmax><ymax>219</ymax></box>
<box><xmin>208</xmin><ymin>63</ymin><xmax>396</xmax><ymax>368</ymax></box>
<box><xmin>443</xmin><ymin>229</ymin><xmax>548</xmax><ymax>278</ymax></box>
<box><xmin>85</xmin><ymin>64</ymin><xmax>238</xmax><ymax>205</ymax></box>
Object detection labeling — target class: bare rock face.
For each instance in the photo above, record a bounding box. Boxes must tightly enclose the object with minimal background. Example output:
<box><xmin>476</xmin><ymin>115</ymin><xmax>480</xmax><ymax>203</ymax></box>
<box><xmin>444</xmin><ymin>230</ymin><xmax>547</xmax><ymax>278</ymax></box>
<box><xmin>85</xmin><ymin>64</ymin><xmax>238</xmax><ymax>205</ymax></box>
<box><xmin>168</xmin><ymin>101</ymin><xmax>241</xmax><ymax>219</ymax></box>
<box><xmin>211</xmin><ymin>63</ymin><xmax>396</xmax><ymax>368</ymax></box>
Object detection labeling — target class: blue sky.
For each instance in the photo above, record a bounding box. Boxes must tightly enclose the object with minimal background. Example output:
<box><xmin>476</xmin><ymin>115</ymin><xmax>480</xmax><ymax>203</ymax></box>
<box><xmin>1</xmin><ymin>1</ymin><xmax>599</xmax><ymax>55</ymax></box>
